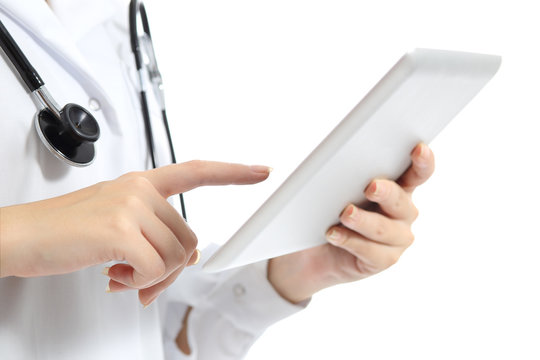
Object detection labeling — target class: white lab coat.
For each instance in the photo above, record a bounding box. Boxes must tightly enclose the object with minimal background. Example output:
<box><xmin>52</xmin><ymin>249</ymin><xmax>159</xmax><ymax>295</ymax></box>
<box><xmin>0</xmin><ymin>0</ymin><xmax>305</xmax><ymax>359</ymax></box>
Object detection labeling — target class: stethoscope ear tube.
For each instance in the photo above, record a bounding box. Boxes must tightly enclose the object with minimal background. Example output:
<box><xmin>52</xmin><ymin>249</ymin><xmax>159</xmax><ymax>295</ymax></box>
<box><xmin>129</xmin><ymin>0</ymin><xmax>187</xmax><ymax>220</ymax></box>
<box><xmin>0</xmin><ymin>19</ymin><xmax>44</xmax><ymax>91</ymax></box>
<box><xmin>1</xmin><ymin>3</ymin><xmax>184</xmax><ymax>214</ymax></box>
<box><xmin>129</xmin><ymin>0</ymin><xmax>151</xmax><ymax>71</ymax></box>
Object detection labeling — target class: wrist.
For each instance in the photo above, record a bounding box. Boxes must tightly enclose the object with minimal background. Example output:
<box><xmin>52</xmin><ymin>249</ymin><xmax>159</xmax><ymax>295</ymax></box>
<box><xmin>267</xmin><ymin>258</ymin><xmax>315</xmax><ymax>304</ymax></box>
<box><xmin>0</xmin><ymin>202</ymin><xmax>52</xmax><ymax>278</ymax></box>
<box><xmin>0</xmin><ymin>206</ymin><xmax>20</xmax><ymax>278</ymax></box>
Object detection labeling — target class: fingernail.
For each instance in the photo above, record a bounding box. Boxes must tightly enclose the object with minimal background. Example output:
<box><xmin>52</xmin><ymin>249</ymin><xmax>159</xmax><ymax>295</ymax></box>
<box><xmin>370</xmin><ymin>181</ymin><xmax>381</xmax><ymax>197</ymax></box>
<box><xmin>105</xmin><ymin>284</ymin><xmax>111</xmax><ymax>293</ymax></box>
<box><xmin>419</xmin><ymin>143</ymin><xmax>427</xmax><ymax>157</ymax></box>
<box><xmin>345</xmin><ymin>204</ymin><xmax>356</xmax><ymax>219</ymax></box>
<box><xmin>102</xmin><ymin>267</ymin><xmax>110</xmax><ymax>276</ymax></box>
<box><xmin>250</xmin><ymin>165</ymin><xmax>273</xmax><ymax>174</ymax></box>
<box><xmin>416</xmin><ymin>144</ymin><xmax>429</xmax><ymax>168</ymax></box>
<box><xmin>143</xmin><ymin>294</ymin><xmax>159</xmax><ymax>309</ymax></box>
<box><xmin>412</xmin><ymin>143</ymin><xmax>422</xmax><ymax>156</ymax></box>
<box><xmin>326</xmin><ymin>229</ymin><xmax>343</xmax><ymax>245</ymax></box>
<box><xmin>188</xmin><ymin>249</ymin><xmax>201</xmax><ymax>266</ymax></box>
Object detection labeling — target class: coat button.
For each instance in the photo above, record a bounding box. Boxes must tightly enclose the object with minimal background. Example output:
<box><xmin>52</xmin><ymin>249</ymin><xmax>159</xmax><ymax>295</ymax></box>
<box><xmin>233</xmin><ymin>284</ymin><xmax>246</xmax><ymax>298</ymax></box>
<box><xmin>88</xmin><ymin>98</ymin><xmax>101</xmax><ymax>111</ymax></box>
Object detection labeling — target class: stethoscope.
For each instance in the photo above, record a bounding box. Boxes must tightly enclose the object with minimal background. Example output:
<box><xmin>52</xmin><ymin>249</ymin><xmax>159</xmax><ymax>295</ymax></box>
<box><xmin>0</xmin><ymin>0</ymin><xmax>186</xmax><ymax>219</ymax></box>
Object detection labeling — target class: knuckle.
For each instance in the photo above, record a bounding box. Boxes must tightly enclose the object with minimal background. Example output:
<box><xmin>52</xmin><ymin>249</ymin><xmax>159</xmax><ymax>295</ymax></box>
<box><xmin>177</xmin><ymin>224</ymin><xmax>199</xmax><ymax>253</ymax></box>
<box><xmin>354</xmin><ymin>256</ymin><xmax>380</xmax><ymax>275</ymax></box>
<box><xmin>400</xmin><ymin>227</ymin><xmax>415</xmax><ymax>247</ymax></box>
<box><xmin>147</xmin><ymin>260</ymin><xmax>167</xmax><ymax>283</ymax></box>
<box><xmin>186</xmin><ymin>159</ymin><xmax>205</xmax><ymax>168</ymax></box>
<box><xmin>119</xmin><ymin>171</ymin><xmax>143</xmax><ymax>182</ymax></box>
<box><xmin>372</xmin><ymin>219</ymin><xmax>387</xmax><ymax>239</ymax></box>
<box><xmin>120</xmin><ymin>194</ymin><xmax>144</xmax><ymax>211</ymax></box>
<box><xmin>125</xmin><ymin>175</ymin><xmax>153</xmax><ymax>192</ymax></box>
<box><xmin>386</xmin><ymin>253</ymin><xmax>401</xmax><ymax>268</ymax></box>
<box><xmin>173</xmin><ymin>245</ymin><xmax>187</xmax><ymax>267</ymax></box>
<box><xmin>171</xmin><ymin>230</ymin><xmax>198</xmax><ymax>266</ymax></box>
<box><xmin>95</xmin><ymin>179</ymin><xmax>117</xmax><ymax>196</ymax></box>
<box><xmin>108</xmin><ymin>213</ymin><xmax>133</xmax><ymax>238</ymax></box>
<box><xmin>93</xmin><ymin>180</ymin><xmax>109</xmax><ymax>191</ymax></box>
<box><xmin>185</xmin><ymin>160</ymin><xmax>207</xmax><ymax>175</ymax></box>
<box><xmin>407</xmin><ymin>232</ymin><xmax>416</xmax><ymax>246</ymax></box>
<box><xmin>374</xmin><ymin>225</ymin><xmax>386</xmax><ymax>239</ymax></box>
<box><xmin>393</xmin><ymin>190</ymin><xmax>409</xmax><ymax>211</ymax></box>
<box><xmin>393</xmin><ymin>198</ymin><xmax>404</xmax><ymax>213</ymax></box>
<box><xmin>411</xmin><ymin>205</ymin><xmax>420</xmax><ymax>221</ymax></box>
<box><xmin>185</xmin><ymin>231</ymin><xmax>199</xmax><ymax>252</ymax></box>
<box><xmin>354</xmin><ymin>258</ymin><xmax>370</xmax><ymax>274</ymax></box>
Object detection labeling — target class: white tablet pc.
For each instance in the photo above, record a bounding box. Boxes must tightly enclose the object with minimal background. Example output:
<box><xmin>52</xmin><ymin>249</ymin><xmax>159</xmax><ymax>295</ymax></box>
<box><xmin>203</xmin><ymin>48</ymin><xmax>501</xmax><ymax>273</ymax></box>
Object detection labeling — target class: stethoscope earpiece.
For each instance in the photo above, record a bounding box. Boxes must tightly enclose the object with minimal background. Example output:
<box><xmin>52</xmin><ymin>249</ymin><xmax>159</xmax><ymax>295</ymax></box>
<box><xmin>35</xmin><ymin>103</ymin><xmax>100</xmax><ymax>167</ymax></box>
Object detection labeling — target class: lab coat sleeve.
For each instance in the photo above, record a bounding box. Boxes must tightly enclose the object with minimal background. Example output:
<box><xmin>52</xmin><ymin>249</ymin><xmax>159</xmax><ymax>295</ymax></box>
<box><xmin>162</xmin><ymin>248</ymin><xmax>309</xmax><ymax>360</ymax></box>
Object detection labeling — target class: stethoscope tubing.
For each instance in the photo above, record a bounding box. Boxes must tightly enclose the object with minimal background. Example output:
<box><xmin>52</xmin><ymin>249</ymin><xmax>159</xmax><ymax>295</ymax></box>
<box><xmin>0</xmin><ymin>16</ymin><xmax>100</xmax><ymax>167</ymax></box>
<box><xmin>0</xmin><ymin>1</ymin><xmax>187</xmax><ymax>219</ymax></box>
<box><xmin>0</xmin><ymin>18</ymin><xmax>44</xmax><ymax>91</ymax></box>
<box><xmin>129</xmin><ymin>0</ymin><xmax>187</xmax><ymax>220</ymax></box>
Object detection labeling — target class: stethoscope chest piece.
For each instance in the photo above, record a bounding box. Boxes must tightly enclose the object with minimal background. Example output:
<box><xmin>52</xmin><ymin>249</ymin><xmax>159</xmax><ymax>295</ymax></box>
<box><xmin>1</xmin><ymin>18</ymin><xmax>101</xmax><ymax>167</ymax></box>
<box><xmin>34</xmin><ymin>103</ymin><xmax>100</xmax><ymax>167</ymax></box>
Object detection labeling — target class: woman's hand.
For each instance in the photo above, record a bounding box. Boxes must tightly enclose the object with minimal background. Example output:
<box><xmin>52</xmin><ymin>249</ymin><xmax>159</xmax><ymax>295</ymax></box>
<box><xmin>0</xmin><ymin>160</ymin><xmax>271</xmax><ymax>306</ymax></box>
<box><xmin>267</xmin><ymin>143</ymin><xmax>435</xmax><ymax>304</ymax></box>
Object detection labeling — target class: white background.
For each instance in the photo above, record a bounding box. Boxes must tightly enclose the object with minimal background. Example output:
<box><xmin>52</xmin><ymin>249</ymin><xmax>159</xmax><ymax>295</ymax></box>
<box><xmin>147</xmin><ymin>0</ymin><xmax>539</xmax><ymax>359</ymax></box>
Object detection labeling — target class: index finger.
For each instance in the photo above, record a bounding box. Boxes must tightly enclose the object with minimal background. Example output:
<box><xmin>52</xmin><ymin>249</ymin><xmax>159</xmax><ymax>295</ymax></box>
<box><xmin>144</xmin><ymin>160</ymin><xmax>272</xmax><ymax>198</ymax></box>
<box><xmin>397</xmin><ymin>143</ymin><xmax>435</xmax><ymax>193</ymax></box>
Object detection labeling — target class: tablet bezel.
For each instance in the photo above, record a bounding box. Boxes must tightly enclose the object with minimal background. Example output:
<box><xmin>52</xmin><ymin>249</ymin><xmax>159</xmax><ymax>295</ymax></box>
<box><xmin>203</xmin><ymin>48</ymin><xmax>501</xmax><ymax>273</ymax></box>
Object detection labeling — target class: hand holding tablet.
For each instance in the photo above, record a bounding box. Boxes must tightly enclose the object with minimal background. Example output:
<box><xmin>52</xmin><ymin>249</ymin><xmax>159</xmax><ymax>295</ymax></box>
<box><xmin>204</xmin><ymin>48</ymin><xmax>501</xmax><ymax>273</ymax></box>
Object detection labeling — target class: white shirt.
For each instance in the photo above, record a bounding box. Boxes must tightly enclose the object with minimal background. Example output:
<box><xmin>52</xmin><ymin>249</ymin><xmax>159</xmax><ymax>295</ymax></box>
<box><xmin>0</xmin><ymin>0</ymin><xmax>305</xmax><ymax>358</ymax></box>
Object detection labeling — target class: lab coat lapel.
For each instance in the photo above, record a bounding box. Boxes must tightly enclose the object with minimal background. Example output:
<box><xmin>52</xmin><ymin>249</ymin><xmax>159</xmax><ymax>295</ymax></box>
<box><xmin>0</xmin><ymin>0</ymin><xmax>122</xmax><ymax>132</ymax></box>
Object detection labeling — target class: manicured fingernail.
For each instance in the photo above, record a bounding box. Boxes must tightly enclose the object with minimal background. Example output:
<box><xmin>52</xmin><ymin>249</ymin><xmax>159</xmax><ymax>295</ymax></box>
<box><xmin>415</xmin><ymin>144</ymin><xmax>429</xmax><ymax>168</ymax></box>
<box><xmin>250</xmin><ymin>165</ymin><xmax>273</xmax><ymax>174</ymax></box>
<box><xmin>188</xmin><ymin>249</ymin><xmax>201</xmax><ymax>266</ymax></box>
<box><xmin>412</xmin><ymin>143</ymin><xmax>422</xmax><ymax>156</ymax></box>
<box><xmin>326</xmin><ymin>229</ymin><xmax>343</xmax><ymax>245</ymax></box>
<box><xmin>102</xmin><ymin>267</ymin><xmax>110</xmax><ymax>276</ymax></box>
<box><xmin>419</xmin><ymin>143</ymin><xmax>427</xmax><ymax>157</ymax></box>
<box><xmin>345</xmin><ymin>204</ymin><xmax>356</xmax><ymax>219</ymax></box>
<box><xmin>143</xmin><ymin>295</ymin><xmax>159</xmax><ymax>309</ymax></box>
<box><xmin>370</xmin><ymin>181</ymin><xmax>381</xmax><ymax>197</ymax></box>
<box><xmin>105</xmin><ymin>284</ymin><xmax>111</xmax><ymax>293</ymax></box>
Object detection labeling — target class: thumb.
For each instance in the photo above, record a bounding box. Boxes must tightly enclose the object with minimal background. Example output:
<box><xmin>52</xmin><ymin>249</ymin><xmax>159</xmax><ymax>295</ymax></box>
<box><xmin>144</xmin><ymin>160</ymin><xmax>272</xmax><ymax>198</ymax></box>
